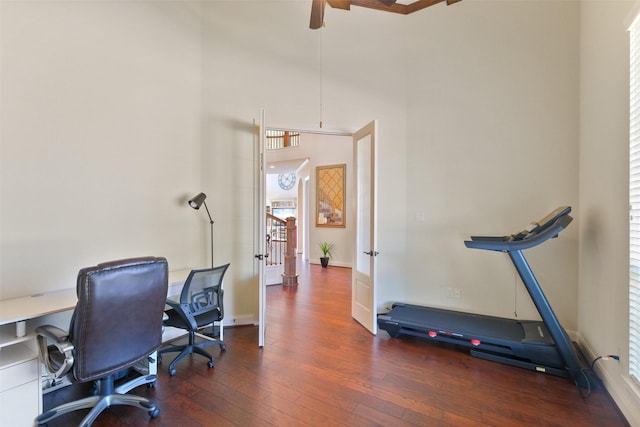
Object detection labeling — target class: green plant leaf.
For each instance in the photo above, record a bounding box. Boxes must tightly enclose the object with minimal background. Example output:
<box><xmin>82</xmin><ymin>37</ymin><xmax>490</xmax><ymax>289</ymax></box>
<box><xmin>318</xmin><ymin>241</ymin><xmax>335</xmax><ymax>258</ymax></box>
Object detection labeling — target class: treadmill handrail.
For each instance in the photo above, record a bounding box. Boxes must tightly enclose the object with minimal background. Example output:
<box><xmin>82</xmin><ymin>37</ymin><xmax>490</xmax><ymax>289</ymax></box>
<box><xmin>464</xmin><ymin>214</ymin><xmax>572</xmax><ymax>252</ymax></box>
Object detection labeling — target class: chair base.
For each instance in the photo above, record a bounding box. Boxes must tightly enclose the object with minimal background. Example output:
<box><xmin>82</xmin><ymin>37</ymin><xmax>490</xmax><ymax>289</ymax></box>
<box><xmin>158</xmin><ymin>332</ymin><xmax>226</xmax><ymax>375</ymax></box>
<box><xmin>36</xmin><ymin>374</ymin><xmax>159</xmax><ymax>426</ymax></box>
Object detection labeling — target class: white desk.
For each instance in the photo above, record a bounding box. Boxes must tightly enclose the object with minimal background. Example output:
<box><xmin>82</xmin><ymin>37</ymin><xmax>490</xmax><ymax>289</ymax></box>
<box><xmin>0</xmin><ymin>288</ymin><xmax>77</xmax><ymax>327</ymax></box>
<box><xmin>0</xmin><ymin>268</ymin><xmax>191</xmax><ymax>427</ymax></box>
<box><xmin>0</xmin><ymin>288</ymin><xmax>75</xmax><ymax>427</ymax></box>
<box><xmin>0</xmin><ymin>268</ymin><xmax>191</xmax><ymax>332</ymax></box>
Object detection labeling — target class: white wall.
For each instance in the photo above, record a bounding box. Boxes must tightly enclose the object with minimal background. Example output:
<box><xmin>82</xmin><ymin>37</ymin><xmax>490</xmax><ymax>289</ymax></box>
<box><xmin>403</xmin><ymin>1</ymin><xmax>580</xmax><ymax>327</ymax></box>
<box><xmin>266</xmin><ymin>173</ymin><xmax>299</xmax><ymax>203</ymax></box>
<box><xmin>3</xmin><ymin>1</ymin><xmax>637</xmax><ymax>421</ymax></box>
<box><xmin>0</xmin><ymin>1</ymin><xmax>204</xmax><ymax>299</ymax></box>
<box><xmin>579</xmin><ymin>1</ymin><xmax>640</xmax><ymax>424</ymax></box>
<box><xmin>303</xmin><ymin>133</ymin><xmax>353</xmax><ymax>267</ymax></box>
<box><xmin>197</xmin><ymin>0</ymin><xmax>581</xmax><ymax>327</ymax></box>
<box><xmin>0</xmin><ymin>0</ymin><xmax>582</xmax><ymax>328</ymax></box>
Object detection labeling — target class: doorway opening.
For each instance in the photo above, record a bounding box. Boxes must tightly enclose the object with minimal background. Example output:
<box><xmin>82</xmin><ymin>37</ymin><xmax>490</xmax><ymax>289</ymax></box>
<box><xmin>257</xmin><ymin>118</ymin><xmax>378</xmax><ymax>347</ymax></box>
<box><xmin>264</xmin><ymin>130</ymin><xmax>354</xmax><ymax>272</ymax></box>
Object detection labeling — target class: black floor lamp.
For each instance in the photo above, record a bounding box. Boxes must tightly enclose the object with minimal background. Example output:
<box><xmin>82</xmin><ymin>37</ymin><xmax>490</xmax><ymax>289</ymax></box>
<box><xmin>188</xmin><ymin>192</ymin><xmax>214</xmax><ymax>268</ymax></box>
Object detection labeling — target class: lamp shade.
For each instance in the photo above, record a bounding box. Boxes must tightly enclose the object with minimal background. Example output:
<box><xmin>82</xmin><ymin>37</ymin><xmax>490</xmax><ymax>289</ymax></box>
<box><xmin>188</xmin><ymin>193</ymin><xmax>207</xmax><ymax>210</ymax></box>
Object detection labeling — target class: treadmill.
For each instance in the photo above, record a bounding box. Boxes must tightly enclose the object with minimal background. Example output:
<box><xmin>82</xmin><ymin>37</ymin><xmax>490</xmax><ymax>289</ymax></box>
<box><xmin>377</xmin><ymin>206</ymin><xmax>589</xmax><ymax>388</ymax></box>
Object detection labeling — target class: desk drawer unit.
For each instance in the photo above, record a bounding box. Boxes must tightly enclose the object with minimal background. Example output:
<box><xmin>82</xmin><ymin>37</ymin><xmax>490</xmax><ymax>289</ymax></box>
<box><xmin>0</xmin><ymin>344</ymin><xmax>40</xmax><ymax>426</ymax></box>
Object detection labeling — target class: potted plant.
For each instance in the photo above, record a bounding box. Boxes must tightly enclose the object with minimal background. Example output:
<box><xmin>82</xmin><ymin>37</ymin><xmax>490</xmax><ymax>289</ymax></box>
<box><xmin>318</xmin><ymin>241</ymin><xmax>335</xmax><ymax>268</ymax></box>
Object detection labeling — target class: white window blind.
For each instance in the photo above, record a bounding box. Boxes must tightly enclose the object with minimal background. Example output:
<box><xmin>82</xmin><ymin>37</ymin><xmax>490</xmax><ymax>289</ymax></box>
<box><xmin>629</xmin><ymin>13</ymin><xmax>640</xmax><ymax>384</ymax></box>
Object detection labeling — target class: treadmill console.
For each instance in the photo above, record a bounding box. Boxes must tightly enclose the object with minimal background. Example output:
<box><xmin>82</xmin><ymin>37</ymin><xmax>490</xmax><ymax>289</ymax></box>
<box><xmin>465</xmin><ymin>206</ymin><xmax>572</xmax><ymax>252</ymax></box>
<box><xmin>512</xmin><ymin>206</ymin><xmax>571</xmax><ymax>241</ymax></box>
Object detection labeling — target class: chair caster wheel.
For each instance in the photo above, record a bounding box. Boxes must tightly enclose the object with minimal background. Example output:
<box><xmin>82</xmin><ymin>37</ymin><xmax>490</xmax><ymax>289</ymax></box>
<box><xmin>169</xmin><ymin>368</ymin><xmax>177</xmax><ymax>376</ymax></box>
<box><xmin>149</xmin><ymin>408</ymin><xmax>160</xmax><ymax>418</ymax></box>
<box><xmin>147</xmin><ymin>381</ymin><xmax>156</xmax><ymax>388</ymax></box>
<box><xmin>220</xmin><ymin>343</ymin><xmax>227</xmax><ymax>351</ymax></box>
<box><xmin>207</xmin><ymin>360</ymin><xmax>215</xmax><ymax>368</ymax></box>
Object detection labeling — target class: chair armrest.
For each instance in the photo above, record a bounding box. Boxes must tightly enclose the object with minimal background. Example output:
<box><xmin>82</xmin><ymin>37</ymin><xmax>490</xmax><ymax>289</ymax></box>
<box><xmin>217</xmin><ymin>288</ymin><xmax>224</xmax><ymax>320</ymax></box>
<box><xmin>35</xmin><ymin>325</ymin><xmax>70</xmax><ymax>343</ymax></box>
<box><xmin>166</xmin><ymin>298</ymin><xmax>180</xmax><ymax>307</ymax></box>
<box><xmin>165</xmin><ymin>299</ymin><xmax>199</xmax><ymax>330</ymax></box>
<box><xmin>165</xmin><ymin>298</ymin><xmax>180</xmax><ymax>310</ymax></box>
<box><xmin>35</xmin><ymin>325</ymin><xmax>74</xmax><ymax>380</ymax></box>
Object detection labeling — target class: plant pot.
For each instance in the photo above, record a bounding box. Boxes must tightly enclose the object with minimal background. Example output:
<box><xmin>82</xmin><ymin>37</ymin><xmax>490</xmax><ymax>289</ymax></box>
<box><xmin>320</xmin><ymin>257</ymin><xmax>329</xmax><ymax>268</ymax></box>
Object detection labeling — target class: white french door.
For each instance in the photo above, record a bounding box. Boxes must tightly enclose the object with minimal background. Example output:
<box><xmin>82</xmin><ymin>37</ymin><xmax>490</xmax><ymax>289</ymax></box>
<box><xmin>255</xmin><ymin>109</ymin><xmax>267</xmax><ymax>347</ymax></box>
<box><xmin>255</xmin><ymin>116</ymin><xmax>378</xmax><ymax>341</ymax></box>
<box><xmin>352</xmin><ymin>120</ymin><xmax>378</xmax><ymax>334</ymax></box>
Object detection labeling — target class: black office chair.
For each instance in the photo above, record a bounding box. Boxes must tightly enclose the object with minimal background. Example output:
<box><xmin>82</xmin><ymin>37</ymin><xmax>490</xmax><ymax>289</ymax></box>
<box><xmin>35</xmin><ymin>257</ymin><xmax>169</xmax><ymax>427</ymax></box>
<box><xmin>158</xmin><ymin>263</ymin><xmax>229</xmax><ymax>376</ymax></box>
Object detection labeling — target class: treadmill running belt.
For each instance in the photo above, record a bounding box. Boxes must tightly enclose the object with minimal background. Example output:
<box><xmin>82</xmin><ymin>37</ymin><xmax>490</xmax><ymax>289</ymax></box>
<box><xmin>387</xmin><ymin>304</ymin><xmax>524</xmax><ymax>341</ymax></box>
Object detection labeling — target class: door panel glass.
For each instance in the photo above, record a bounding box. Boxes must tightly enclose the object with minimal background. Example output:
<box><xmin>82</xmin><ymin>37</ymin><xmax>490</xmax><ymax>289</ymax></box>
<box><xmin>356</xmin><ymin>134</ymin><xmax>371</xmax><ymax>276</ymax></box>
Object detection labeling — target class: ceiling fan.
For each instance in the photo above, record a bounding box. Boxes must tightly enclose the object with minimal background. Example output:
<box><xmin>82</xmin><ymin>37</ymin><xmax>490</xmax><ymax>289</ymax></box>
<box><xmin>310</xmin><ymin>0</ymin><xmax>462</xmax><ymax>30</ymax></box>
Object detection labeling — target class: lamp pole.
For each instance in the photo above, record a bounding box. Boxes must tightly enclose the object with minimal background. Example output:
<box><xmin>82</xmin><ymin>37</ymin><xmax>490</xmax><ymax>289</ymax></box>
<box><xmin>202</xmin><ymin>200</ymin><xmax>214</xmax><ymax>268</ymax></box>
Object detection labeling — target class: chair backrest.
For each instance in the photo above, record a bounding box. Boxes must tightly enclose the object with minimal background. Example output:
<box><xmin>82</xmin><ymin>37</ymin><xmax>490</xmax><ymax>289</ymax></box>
<box><xmin>180</xmin><ymin>263</ymin><xmax>230</xmax><ymax>319</ymax></box>
<box><xmin>69</xmin><ymin>257</ymin><xmax>168</xmax><ymax>382</ymax></box>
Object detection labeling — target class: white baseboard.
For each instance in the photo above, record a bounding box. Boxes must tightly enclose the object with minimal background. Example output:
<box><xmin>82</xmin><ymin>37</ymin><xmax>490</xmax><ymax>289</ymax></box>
<box><xmin>310</xmin><ymin>259</ymin><xmax>352</xmax><ymax>268</ymax></box>
<box><xmin>224</xmin><ymin>314</ymin><xmax>256</xmax><ymax>327</ymax></box>
<box><xmin>579</xmin><ymin>336</ymin><xmax>640</xmax><ymax>426</ymax></box>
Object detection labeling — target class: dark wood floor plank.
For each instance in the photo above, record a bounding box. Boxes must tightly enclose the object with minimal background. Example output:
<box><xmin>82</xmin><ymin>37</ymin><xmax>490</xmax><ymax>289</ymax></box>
<box><xmin>43</xmin><ymin>262</ymin><xmax>629</xmax><ymax>426</ymax></box>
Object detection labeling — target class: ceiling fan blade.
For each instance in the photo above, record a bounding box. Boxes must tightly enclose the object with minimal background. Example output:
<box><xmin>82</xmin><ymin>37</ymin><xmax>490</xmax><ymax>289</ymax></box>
<box><xmin>310</xmin><ymin>0</ymin><xmax>325</xmax><ymax>29</ymax></box>
<box><xmin>327</xmin><ymin>0</ymin><xmax>351</xmax><ymax>10</ymax></box>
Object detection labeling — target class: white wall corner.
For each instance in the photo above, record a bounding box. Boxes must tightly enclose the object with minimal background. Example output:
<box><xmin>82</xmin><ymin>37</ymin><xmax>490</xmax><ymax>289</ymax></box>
<box><xmin>579</xmin><ymin>335</ymin><xmax>640</xmax><ymax>426</ymax></box>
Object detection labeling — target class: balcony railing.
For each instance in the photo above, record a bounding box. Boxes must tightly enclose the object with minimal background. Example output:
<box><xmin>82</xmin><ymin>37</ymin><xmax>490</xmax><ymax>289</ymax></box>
<box><xmin>265</xmin><ymin>213</ymin><xmax>298</xmax><ymax>287</ymax></box>
<box><xmin>266</xmin><ymin>213</ymin><xmax>287</xmax><ymax>266</ymax></box>
<box><xmin>265</xmin><ymin>130</ymin><xmax>300</xmax><ymax>150</ymax></box>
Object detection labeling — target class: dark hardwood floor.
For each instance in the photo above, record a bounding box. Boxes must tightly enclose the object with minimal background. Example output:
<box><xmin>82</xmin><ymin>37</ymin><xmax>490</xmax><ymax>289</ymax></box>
<box><xmin>44</xmin><ymin>261</ymin><xmax>628</xmax><ymax>426</ymax></box>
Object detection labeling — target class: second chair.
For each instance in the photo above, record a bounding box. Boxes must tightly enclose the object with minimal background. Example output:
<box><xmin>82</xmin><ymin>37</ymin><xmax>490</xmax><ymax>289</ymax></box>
<box><xmin>158</xmin><ymin>263</ymin><xmax>230</xmax><ymax>375</ymax></box>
